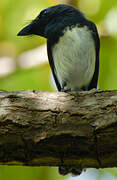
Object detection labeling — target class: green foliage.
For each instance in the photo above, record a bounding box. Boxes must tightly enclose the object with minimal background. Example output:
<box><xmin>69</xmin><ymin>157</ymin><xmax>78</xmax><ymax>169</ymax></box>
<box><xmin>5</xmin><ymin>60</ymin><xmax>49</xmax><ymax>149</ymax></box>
<box><xmin>0</xmin><ymin>166</ymin><xmax>64</xmax><ymax>180</ymax></box>
<box><xmin>99</xmin><ymin>36</ymin><xmax>117</xmax><ymax>89</ymax></box>
<box><xmin>0</xmin><ymin>64</ymin><xmax>53</xmax><ymax>91</ymax></box>
<box><xmin>0</xmin><ymin>0</ymin><xmax>48</xmax><ymax>54</ymax></box>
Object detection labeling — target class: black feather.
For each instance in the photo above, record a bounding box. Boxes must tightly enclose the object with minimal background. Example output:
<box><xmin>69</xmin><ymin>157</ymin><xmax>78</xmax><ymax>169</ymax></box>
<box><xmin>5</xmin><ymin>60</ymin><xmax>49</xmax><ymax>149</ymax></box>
<box><xmin>17</xmin><ymin>4</ymin><xmax>100</xmax><ymax>91</ymax></box>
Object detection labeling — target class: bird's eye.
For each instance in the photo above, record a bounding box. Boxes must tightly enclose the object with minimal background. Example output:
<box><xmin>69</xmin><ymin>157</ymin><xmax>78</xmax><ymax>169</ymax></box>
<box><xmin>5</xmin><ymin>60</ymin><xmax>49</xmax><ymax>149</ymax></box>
<box><xmin>39</xmin><ymin>10</ymin><xmax>47</xmax><ymax>18</ymax></box>
<box><xmin>43</xmin><ymin>10</ymin><xmax>47</xmax><ymax>15</ymax></box>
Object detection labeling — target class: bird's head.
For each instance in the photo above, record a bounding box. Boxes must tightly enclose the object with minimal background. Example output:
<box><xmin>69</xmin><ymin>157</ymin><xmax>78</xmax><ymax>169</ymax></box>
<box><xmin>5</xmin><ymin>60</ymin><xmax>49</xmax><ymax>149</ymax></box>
<box><xmin>17</xmin><ymin>4</ymin><xmax>86</xmax><ymax>41</ymax></box>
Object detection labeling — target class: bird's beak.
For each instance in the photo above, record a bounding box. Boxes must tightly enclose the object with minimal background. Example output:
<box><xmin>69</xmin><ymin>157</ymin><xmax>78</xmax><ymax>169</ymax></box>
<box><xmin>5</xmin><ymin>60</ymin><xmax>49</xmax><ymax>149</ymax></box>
<box><xmin>17</xmin><ymin>24</ymin><xmax>33</xmax><ymax>36</ymax></box>
<box><xmin>17</xmin><ymin>17</ymin><xmax>46</xmax><ymax>37</ymax></box>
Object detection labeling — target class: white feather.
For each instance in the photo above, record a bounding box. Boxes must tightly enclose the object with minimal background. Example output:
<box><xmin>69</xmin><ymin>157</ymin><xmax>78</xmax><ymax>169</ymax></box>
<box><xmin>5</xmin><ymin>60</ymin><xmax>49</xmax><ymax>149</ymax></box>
<box><xmin>52</xmin><ymin>26</ymin><xmax>96</xmax><ymax>90</ymax></box>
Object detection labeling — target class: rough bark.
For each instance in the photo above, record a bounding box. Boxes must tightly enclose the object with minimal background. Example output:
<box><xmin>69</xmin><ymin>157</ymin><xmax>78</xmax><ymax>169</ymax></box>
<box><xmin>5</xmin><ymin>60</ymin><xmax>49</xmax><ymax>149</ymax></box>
<box><xmin>0</xmin><ymin>89</ymin><xmax>117</xmax><ymax>172</ymax></box>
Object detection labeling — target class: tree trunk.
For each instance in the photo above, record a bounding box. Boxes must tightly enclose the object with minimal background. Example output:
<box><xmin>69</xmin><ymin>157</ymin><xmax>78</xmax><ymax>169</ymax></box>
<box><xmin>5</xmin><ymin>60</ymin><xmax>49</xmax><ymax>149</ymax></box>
<box><xmin>0</xmin><ymin>89</ymin><xmax>117</xmax><ymax>174</ymax></box>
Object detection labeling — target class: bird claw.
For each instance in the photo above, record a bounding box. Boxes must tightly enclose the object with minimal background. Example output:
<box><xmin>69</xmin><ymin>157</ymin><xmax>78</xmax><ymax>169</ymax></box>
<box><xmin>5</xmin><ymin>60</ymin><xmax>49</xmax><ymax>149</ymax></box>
<box><xmin>58</xmin><ymin>165</ymin><xmax>82</xmax><ymax>176</ymax></box>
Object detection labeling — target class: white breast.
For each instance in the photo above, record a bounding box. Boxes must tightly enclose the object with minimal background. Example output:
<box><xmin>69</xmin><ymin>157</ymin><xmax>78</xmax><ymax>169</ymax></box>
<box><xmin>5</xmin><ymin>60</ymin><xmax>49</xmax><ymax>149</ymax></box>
<box><xmin>52</xmin><ymin>26</ymin><xmax>96</xmax><ymax>90</ymax></box>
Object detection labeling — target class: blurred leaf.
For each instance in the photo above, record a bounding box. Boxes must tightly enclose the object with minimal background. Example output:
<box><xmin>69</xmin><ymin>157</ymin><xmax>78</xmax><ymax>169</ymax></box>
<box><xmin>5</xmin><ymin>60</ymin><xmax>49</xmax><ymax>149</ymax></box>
<box><xmin>0</xmin><ymin>64</ymin><xmax>53</xmax><ymax>91</ymax></box>
<box><xmin>0</xmin><ymin>166</ymin><xmax>65</xmax><ymax>180</ymax></box>
<box><xmin>0</xmin><ymin>0</ymin><xmax>49</xmax><ymax>53</ymax></box>
<box><xmin>99</xmin><ymin>36</ymin><xmax>117</xmax><ymax>90</ymax></box>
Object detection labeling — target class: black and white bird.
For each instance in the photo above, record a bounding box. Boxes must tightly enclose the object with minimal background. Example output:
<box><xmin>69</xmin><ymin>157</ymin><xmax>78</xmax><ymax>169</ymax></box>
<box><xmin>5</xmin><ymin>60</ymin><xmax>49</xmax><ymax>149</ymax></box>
<box><xmin>17</xmin><ymin>4</ymin><xmax>100</xmax><ymax>92</ymax></box>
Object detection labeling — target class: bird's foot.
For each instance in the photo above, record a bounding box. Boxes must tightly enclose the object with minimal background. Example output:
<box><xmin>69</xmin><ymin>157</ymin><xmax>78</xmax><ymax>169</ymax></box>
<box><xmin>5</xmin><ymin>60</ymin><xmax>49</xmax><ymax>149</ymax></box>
<box><xmin>58</xmin><ymin>165</ymin><xmax>82</xmax><ymax>176</ymax></box>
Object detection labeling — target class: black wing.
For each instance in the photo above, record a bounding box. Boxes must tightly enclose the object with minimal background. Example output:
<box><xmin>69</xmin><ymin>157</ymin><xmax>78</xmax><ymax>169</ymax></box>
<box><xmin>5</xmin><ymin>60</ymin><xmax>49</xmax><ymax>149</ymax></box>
<box><xmin>47</xmin><ymin>41</ymin><xmax>62</xmax><ymax>91</ymax></box>
<box><xmin>87</xmin><ymin>21</ymin><xmax>100</xmax><ymax>90</ymax></box>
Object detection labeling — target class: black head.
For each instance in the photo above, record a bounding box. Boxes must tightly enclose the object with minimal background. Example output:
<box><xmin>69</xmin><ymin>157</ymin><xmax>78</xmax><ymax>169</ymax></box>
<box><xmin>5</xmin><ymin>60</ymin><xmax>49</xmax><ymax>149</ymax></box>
<box><xmin>17</xmin><ymin>4</ymin><xmax>86</xmax><ymax>39</ymax></box>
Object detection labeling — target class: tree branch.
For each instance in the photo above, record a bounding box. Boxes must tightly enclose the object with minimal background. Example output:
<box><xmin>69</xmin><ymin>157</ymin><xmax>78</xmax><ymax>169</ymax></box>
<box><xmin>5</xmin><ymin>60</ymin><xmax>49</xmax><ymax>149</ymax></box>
<box><xmin>0</xmin><ymin>89</ymin><xmax>117</xmax><ymax>172</ymax></box>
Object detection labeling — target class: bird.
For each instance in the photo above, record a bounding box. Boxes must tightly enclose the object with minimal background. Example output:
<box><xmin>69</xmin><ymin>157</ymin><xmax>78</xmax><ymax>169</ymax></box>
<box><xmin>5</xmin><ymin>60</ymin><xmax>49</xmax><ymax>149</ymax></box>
<box><xmin>17</xmin><ymin>4</ymin><xmax>100</xmax><ymax>92</ymax></box>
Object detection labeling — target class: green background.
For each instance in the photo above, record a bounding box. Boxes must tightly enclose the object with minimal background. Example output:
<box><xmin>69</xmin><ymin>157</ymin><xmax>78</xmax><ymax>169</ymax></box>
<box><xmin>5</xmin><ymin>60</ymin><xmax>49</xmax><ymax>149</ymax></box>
<box><xmin>0</xmin><ymin>0</ymin><xmax>117</xmax><ymax>179</ymax></box>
